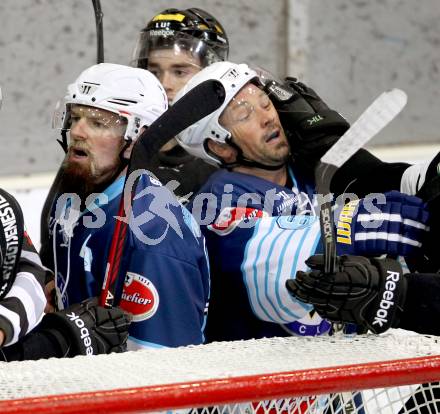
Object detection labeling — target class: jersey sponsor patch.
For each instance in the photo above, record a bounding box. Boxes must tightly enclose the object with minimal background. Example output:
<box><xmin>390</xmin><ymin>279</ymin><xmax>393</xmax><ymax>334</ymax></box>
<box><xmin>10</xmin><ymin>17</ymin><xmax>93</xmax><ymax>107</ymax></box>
<box><xmin>208</xmin><ymin>207</ymin><xmax>267</xmax><ymax>236</ymax></box>
<box><xmin>120</xmin><ymin>272</ymin><xmax>159</xmax><ymax>322</ymax></box>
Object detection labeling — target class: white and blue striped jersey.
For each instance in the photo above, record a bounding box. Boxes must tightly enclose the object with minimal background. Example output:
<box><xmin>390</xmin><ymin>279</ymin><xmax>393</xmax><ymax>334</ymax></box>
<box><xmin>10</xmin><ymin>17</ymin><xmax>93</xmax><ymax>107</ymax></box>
<box><xmin>190</xmin><ymin>167</ymin><xmax>332</xmax><ymax>342</ymax></box>
<box><xmin>190</xmin><ymin>165</ymin><xmax>429</xmax><ymax>343</ymax></box>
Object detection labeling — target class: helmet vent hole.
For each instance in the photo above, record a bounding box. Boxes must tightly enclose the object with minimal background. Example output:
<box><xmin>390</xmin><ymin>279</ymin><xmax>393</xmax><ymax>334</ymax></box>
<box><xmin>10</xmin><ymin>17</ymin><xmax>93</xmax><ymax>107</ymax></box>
<box><xmin>72</xmin><ymin>94</ymin><xmax>76</xmax><ymax>98</ymax></box>
<box><xmin>91</xmin><ymin>97</ymin><xmax>96</xmax><ymax>102</ymax></box>
<box><xmin>231</xmin><ymin>84</ymin><xmax>236</xmax><ymax>88</ymax></box>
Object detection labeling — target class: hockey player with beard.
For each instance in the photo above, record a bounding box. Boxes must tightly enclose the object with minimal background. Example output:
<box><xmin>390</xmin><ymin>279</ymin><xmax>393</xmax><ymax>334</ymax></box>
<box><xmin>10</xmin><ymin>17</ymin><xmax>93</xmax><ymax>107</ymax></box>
<box><xmin>40</xmin><ymin>8</ymin><xmax>228</xmax><ymax>265</ymax></box>
<box><xmin>42</xmin><ymin>63</ymin><xmax>210</xmax><ymax>350</ymax></box>
<box><xmin>174</xmin><ymin>61</ymin><xmax>433</xmax><ymax>342</ymax></box>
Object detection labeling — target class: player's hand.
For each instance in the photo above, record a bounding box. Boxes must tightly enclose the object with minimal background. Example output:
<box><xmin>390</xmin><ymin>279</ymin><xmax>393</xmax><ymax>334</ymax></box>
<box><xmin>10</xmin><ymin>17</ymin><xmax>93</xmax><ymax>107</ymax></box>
<box><xmin>44</xmin><ymin>280</ymin><xmax>56</xmax><ymax>313</ymax></box>
<box><xmin>286</xmin><ymin>254</ymin><xmax>407</xmax><ymax>333</ymax></box>
<box><xmin>264</xmin><ymin>76</ymin><xmax>349</xmax><ymax>174</ymax></box>
<box><xmin>335</xmin><ymin>191</ymin><xmax>430</xmax><ymax>257</ymax></box>
<box><xmin>39</xmin><ymin>297</ymin><xmax>132</xmax><ymax>357</ymax></box>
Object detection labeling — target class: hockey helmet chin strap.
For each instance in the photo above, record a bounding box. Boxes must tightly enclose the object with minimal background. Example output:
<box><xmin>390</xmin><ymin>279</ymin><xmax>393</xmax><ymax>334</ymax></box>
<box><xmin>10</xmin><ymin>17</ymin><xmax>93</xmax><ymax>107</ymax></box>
<box><xmin>57</xmin><ymin>130</ymin><xmax>69</xmax><ymax>153</ymax></box>
<box><xmin>221</xmin><ymin>137</ymin><xmax>286</xmax><ymax>171</ymax></box>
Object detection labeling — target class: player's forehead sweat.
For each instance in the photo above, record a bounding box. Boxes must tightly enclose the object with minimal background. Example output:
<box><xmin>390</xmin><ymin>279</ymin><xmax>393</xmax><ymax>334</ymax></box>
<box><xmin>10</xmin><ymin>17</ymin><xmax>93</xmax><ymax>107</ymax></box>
<box><xmin>71</xmin><ymin>105</ymin><xmax>127</xmax><ymax>135</ymax></box>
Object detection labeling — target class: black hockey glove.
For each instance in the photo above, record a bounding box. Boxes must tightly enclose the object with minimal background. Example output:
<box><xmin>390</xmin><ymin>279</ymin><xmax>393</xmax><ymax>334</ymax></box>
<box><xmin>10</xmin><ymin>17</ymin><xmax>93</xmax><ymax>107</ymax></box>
<box><xmin>39</xmin><ymin>297</ymin><xmax>132</xmax><ymax>357</ymax></box>
<box><xmin>286</xmin><ymin>255</ymin><xmax>407</xmax><ymax>334</ymax></box>
<box><xmin>264</xmin><ymin>77</ymin><xmax>349</xmax><ymax>174</ymax></box>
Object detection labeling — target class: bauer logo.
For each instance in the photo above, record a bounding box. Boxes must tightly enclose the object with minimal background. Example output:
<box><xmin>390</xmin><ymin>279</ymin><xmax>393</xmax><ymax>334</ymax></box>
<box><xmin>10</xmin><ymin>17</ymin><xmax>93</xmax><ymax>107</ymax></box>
<box><xmin>120</xmin><ymin>273</ymin><xmax>159</xmax><ymax>322</ymax></box>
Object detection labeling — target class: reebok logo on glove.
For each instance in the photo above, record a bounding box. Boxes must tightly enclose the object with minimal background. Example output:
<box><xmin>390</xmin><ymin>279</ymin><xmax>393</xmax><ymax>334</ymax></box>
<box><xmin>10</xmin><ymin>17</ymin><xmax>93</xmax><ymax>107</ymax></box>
<box><xmin>66</xmin><ymin>311</ymin><xmax>94</xmax><ymax>355</ymax></box>
<box><xmin>372</xmin><ymin>270</ymin><xmax>400</xmax><ymax>328</ymax></box>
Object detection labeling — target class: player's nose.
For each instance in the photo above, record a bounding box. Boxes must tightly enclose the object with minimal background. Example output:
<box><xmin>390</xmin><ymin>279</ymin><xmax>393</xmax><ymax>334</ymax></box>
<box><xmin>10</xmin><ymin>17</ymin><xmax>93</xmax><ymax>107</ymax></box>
<box><xmin>160</xmin><ymin>72</ymin><xmax>175</xmax><ymax>97</ymax></box>
<box><xmin>70</xmin><ymin>118</ymin><xmax>88</xmax><ymax>140</ymax></box>
<box><xmin>259</xmin><ymin>107</ymin><xmax>275</xmax><ymax>128</ymax></box>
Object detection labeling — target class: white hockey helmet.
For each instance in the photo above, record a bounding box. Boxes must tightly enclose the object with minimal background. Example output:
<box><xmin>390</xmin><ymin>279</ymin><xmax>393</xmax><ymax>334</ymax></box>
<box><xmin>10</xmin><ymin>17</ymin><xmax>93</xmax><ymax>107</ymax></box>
<box><xmin>54</xmin><ymin>63</ymin><xmax>168</xmax><ymax>142</ymax></box>
<box><xmin>174</xmin><ymin>61</ymin><xmax>258</xmax><ymax>165</ymax></box>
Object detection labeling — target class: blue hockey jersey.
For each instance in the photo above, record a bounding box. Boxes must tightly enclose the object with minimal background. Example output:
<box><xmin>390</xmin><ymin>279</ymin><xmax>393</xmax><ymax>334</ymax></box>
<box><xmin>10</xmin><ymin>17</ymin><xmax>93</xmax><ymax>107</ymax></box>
<box><xmin>189</xmin><ymin>167</ymin><xmax>332</xmax><ymax>342</ymax></box>
<box><xmin>48</xmin><ymin>171</ymin><xmax>210</xmax><ymax>349</ymax></box>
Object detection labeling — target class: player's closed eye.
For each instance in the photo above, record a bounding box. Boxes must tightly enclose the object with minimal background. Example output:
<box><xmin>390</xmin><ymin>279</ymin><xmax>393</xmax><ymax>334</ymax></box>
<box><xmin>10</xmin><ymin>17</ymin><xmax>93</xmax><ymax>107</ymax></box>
<box><xmin>224</xmin><ymin>94</ymin><xmax>273</xmax><ymax>125</ymax></box>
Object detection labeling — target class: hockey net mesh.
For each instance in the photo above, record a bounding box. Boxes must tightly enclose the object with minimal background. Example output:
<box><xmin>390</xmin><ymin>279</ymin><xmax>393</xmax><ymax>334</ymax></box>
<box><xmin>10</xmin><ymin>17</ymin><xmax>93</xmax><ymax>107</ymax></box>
<box><xmin>1</xmin><ymin>331</ymin><xmax>440</xmax><ymax>413</ymax></box>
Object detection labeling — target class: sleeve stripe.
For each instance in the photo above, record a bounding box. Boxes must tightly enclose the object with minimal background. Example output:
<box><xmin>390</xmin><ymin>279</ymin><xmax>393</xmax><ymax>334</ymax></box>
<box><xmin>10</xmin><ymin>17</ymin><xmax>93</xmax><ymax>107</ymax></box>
<box><xmin>356</xmin><ymin>213</ymin><xmax>428</xmax><ymax>230</ymax></box>
<box><xmin>21</xmin><ymin>250</ymin><xmax>43</xmax><ymax>266</ymax></box>
<box><xmin>265</xmin><ymin>222</ymin><xmax>299</xmax><ymax>322</ymax></box>
<box><xmin>243</xmin><ymin>219</ymin><xmax>277</xmax><ymax>322</ymax></box>
<box><xmin>273</xmin><ymin>225</ymin><xmax>313</xmax><ymax>321</ymax></box>
<box><xmin>3</xmin><ymin>272</ymin><xmax>46</xmax><ymax>344</ymax></box>
<box><xmin>14</xmin><ymin>272</ymin><xmax>46</xmax><ymax>329</ymax></box>
<box><xmin>354</xmin><ymin>232</ymin><xmax>422</xmax><ymax>247</ymax></box>
<box><xmin>276</xmin><ymin>221</ymin><xmax>321</xmax><ymax>319</ymax></box>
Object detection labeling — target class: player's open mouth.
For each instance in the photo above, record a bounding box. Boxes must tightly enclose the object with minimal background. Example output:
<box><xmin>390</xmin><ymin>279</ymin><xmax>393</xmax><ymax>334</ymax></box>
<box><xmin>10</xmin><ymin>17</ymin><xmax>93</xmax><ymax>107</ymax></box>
<box><xmin>70</xmin><ymin>148</ymin><xmax>89</xmax><ymax>160</ymax></box>
<box><xmin>265</xmin><ymin>130</ymin><xmax>280</xmax><ymax>143</ymax></box>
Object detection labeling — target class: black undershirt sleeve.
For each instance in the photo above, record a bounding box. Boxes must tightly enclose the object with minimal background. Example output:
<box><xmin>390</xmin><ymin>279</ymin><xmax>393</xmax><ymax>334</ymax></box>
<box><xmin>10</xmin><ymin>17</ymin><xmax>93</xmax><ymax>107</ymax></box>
<box><xmin>398</xmin><ymin>273</ymin><xmax>440</xmax><ymax>336</ymax></box>
<box><xmin>0</xmin><ymin>328</ymin><xmax>70</xmax><ymax>362</ymax></box>
<box><xmin>330</xmin><ymin>149</ymin><xmax>410</xmax><ymax>198</ymax></box>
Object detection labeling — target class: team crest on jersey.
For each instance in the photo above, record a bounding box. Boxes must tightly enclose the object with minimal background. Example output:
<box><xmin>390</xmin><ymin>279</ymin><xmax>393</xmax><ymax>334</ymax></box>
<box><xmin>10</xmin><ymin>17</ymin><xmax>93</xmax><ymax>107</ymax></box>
<box><xmin>119</xmin><ymin>273</ymin><xmax>159</xmax><ymax>322</ymax></box>
<box><xmin>208</xmin><ymin>207</ymin><xmax>267</xmax><ymax>236</ymax></box>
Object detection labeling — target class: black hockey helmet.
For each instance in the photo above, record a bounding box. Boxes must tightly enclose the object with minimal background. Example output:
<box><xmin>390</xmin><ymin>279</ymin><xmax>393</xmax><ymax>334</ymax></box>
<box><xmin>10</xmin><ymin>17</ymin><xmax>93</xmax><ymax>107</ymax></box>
<box><xmin>131</xmin><ymin>8</ymin><xmax>229</xmax><ymax>70</ymax></box>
